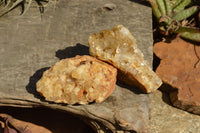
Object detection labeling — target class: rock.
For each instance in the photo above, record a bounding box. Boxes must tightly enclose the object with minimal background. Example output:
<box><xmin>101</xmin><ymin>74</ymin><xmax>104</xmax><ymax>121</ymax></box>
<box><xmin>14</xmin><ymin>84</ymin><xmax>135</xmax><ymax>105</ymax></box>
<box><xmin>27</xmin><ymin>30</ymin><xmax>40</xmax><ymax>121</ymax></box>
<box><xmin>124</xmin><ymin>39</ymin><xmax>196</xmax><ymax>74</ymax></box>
<box><xmin>36</xmin><ymin>55</ymin><xmax>117</xmax><ymax>104</ymax></box>
<box><xmin>154</xmin><ymin>37</ymin><xmax>200</xmax><ymax>115</ymax></box>
<box><xmin>150</xmin><ymin>90</ymin><xmax>200</xmax><ymax>133</ymax></box>
<box><xmin>89</xmin><ymin>25</ymin><xmax>162</xmax><ymax>93</ymax></box>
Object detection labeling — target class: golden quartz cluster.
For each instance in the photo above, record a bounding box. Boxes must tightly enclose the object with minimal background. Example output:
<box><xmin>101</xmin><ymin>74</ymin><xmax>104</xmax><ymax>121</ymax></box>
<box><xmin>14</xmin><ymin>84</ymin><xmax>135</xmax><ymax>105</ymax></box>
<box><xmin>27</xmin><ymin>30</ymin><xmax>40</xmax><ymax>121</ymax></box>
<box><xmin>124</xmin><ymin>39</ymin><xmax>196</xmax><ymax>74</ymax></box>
<box><xmin>89</xmin><ymin>25</ymin><xmax>162</xmax><ymax>93</ymax></box>
<box><xmin>36</xmin><ymin>55</ymin><xmax>117</xmax><ymax>104</ymax></box>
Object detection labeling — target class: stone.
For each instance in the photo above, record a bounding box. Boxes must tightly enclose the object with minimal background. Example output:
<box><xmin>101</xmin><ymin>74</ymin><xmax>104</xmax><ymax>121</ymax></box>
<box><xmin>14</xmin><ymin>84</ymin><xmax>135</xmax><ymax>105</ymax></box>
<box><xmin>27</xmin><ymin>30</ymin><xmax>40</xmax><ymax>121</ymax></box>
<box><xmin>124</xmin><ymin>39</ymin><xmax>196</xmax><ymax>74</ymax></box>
<box><xmin>154</xmin><ymin>37</ymin><xmax>200</xmax><ymax>115</ymax></box>
<box><xmin>150</xmin><ymin>90</ymin><xmax>200</xmax><ymax>133</ymax></box>
<box><xmin>88</xmin><ymin>25</ymin><xmax>162</xmax><ymax>93</ymax></box>
<box><xmin>36</xmin><ymin>55</ymin><xmax>117</xmax><ymax>104</ymax></box>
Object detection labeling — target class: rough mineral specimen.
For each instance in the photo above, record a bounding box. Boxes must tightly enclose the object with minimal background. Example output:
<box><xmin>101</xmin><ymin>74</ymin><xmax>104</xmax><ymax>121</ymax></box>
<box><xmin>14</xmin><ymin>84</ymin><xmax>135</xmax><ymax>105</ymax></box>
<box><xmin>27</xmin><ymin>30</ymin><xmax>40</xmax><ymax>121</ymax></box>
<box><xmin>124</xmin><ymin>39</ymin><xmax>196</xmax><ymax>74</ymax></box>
<box><xmin>36</xmin><ymin>55</ymin><xmax>117</xmax><ymax>104</ymax></box>
<box><xmin>88</xmin><ymin>25</ymin><xmax>162</xmax><ymax>93</ymax></box>
<box><xmin>154</xmin><ymin>37</ymin><xmax>200</xmax><ymax>114</ymax></box>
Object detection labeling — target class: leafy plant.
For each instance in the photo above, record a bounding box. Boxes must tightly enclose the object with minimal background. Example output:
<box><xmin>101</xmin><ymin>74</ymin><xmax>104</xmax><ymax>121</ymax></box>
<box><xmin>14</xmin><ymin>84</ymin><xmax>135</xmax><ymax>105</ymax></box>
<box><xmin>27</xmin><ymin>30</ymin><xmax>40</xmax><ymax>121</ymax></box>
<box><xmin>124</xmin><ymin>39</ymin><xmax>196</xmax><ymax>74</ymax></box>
<box><xmin>0</xmin><ymin>0</ymin><xmax>31</xmax><ymax>16</ymax></box>
<box><xmin>148</xmin><ymin>0</ymin><xmax>200</xmax><ymax>42</ymax></box>
<box><xmin>0</xmin><ymin>0</ymin><xmax>50</xmax><ymax>17</ymax></box>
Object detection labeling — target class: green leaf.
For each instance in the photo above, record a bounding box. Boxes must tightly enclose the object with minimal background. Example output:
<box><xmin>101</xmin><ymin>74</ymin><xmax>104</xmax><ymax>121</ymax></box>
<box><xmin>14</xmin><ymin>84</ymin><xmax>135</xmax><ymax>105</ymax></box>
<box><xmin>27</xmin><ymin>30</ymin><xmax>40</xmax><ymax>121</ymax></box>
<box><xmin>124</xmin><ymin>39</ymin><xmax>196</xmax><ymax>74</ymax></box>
<box><xmin>175</xmin><ymin>26</ymin><xmax>200</xmax><ymax>42</ymax></box>
<box><xmin>180</xmin><ymin>32</ymin><xmax>200</xmax><ymax>42</ymax></box>
<box><xmin>148</xmin><ymin>0</ymin><xmax>162</xmax><ymax>20</ymax></box>
<box><xmin>175</xmin><ymin>26</ymin><xmax>200</xmax><ymax>33</ymax></box>
<box><xmin>172</xmin><ymin>0</ymin><xmax>183</xmax><ymax>9</ymax></box>
<box><xmin>173</xmin><ymin>0</ymin><xmax>192</xmax><ymax>13</ymax></box>
<box><xmin>172</xmin><ymin>6</ymin><xmax>199</xmax><ymax>21</ymax></box>
<box><xmin>164</xmin><ymin>0</ymin><xmax>172</xmax><ymax>16</ymax></box>
<box><xmin>156</xmin><ymin>0</ymin><xmax>166</xmax><ymax>15</ymax></box>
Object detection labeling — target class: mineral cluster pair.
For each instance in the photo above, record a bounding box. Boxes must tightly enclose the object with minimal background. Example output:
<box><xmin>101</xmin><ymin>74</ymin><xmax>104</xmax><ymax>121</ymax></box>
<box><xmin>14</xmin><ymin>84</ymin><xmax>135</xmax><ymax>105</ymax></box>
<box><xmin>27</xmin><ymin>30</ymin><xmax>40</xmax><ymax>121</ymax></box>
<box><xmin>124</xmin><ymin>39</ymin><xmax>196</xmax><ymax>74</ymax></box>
<box><xmin>36</xmin><ymin>25</ymin><xmax>162</xmax><ymax>104</ymax></box>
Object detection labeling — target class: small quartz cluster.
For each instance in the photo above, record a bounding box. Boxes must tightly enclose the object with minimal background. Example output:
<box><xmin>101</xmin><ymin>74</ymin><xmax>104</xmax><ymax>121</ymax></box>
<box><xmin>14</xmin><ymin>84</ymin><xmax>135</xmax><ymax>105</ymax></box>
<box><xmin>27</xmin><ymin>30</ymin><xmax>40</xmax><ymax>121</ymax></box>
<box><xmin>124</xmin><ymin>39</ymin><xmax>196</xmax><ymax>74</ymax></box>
<box><xmin>88</xmin><ymin>25</ymin><xmax>162</xmax><ymax>93</ymax></box>
<box><xmin>36</xmin><ymin>55</ymin><xmax>117</xmax><ymax>104</ymax></box>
